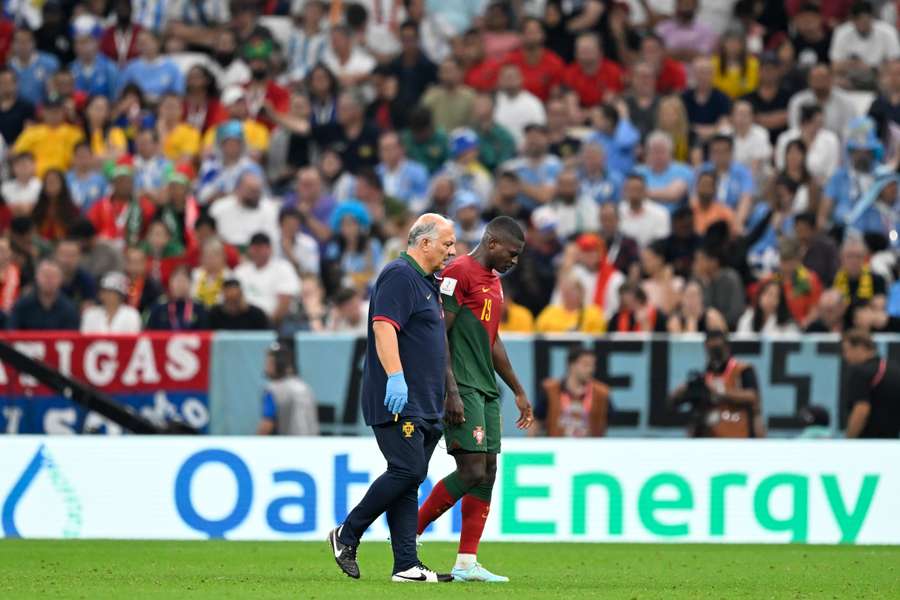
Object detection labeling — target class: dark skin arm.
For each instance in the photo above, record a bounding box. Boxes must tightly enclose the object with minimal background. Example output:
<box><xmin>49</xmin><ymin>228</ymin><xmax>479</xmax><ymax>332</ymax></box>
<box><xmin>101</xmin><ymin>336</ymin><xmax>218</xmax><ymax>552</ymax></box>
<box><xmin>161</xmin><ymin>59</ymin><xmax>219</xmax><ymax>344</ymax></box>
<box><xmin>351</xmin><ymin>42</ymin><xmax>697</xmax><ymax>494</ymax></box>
<box><xmin>846</xmin><ymin>402</ymin><xmax>871</xmax><ymax>438</ymax></box>
<box><xmin>492</xmin><ymin>335</ymin><xmax>533</xmax><ymax>429</ymax></box>
<box><xmin>443</xmin><ymin>310</ymin><xmax>465</xmax><ymax>425</ymax></box>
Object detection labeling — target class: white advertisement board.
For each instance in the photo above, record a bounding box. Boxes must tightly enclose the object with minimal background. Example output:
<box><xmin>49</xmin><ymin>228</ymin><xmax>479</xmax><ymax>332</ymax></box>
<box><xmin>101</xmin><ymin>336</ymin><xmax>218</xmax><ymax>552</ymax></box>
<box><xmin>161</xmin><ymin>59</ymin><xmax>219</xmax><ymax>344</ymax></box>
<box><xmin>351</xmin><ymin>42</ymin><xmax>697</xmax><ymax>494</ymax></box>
<box><xmin>1</xmin><ymin>437</ymin><xmax>898</xmax><ymax>544</ymax></box>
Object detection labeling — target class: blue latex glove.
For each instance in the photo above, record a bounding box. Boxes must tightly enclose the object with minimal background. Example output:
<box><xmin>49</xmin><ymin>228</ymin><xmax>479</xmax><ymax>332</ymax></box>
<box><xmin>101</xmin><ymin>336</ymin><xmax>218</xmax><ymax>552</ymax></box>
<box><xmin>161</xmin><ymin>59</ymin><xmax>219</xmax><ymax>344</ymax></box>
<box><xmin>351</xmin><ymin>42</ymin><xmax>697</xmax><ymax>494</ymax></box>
<box><xmin>384</xmin><ymin>371</ymin><xmax>408</xmax><ymax>416</ymax></box>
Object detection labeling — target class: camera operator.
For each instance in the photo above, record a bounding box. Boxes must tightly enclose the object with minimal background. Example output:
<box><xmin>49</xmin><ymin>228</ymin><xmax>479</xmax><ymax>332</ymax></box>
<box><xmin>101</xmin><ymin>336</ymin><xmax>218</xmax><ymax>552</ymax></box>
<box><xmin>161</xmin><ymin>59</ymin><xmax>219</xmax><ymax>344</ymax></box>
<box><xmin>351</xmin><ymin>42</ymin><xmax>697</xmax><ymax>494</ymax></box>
<box><xmin>257</xmin><ymin>342</ymin><xmax>320</xmax><ymax>436</ymax></box>
<box><xmin>670</xmin><ymin>330</ymin><xmax>764</xmax><ymax>438</ymax></box>
<box><xmin>842</xmin><ymin>329</ymin><xmax>900</xmax><ymax>439</ymax></box>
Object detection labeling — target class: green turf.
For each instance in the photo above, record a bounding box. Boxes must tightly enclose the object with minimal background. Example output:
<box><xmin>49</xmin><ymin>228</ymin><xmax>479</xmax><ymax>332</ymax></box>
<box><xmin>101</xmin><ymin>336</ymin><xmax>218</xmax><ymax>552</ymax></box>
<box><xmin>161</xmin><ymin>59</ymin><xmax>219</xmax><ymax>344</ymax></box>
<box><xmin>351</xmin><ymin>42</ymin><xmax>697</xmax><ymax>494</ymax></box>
<box><xmin>0</xmin><ymin>540</ymin><xmax>896</xmax><ymax>599</ymax></box>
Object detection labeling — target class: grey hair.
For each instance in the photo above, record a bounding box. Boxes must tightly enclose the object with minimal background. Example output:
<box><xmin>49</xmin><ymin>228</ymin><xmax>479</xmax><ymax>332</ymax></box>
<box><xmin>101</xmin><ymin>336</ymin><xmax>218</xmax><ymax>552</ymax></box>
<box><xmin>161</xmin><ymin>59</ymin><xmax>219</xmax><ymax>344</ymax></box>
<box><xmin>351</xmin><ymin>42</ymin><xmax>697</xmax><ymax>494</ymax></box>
<box><xmin>407</xmin><ymin>214</ymin><xmax>452</xmax><ymax>247</ymax></box>
<box><xmin>646</xmin><ymin>130</ymin><xmax>673</xmax><ymax>152</ymax></box>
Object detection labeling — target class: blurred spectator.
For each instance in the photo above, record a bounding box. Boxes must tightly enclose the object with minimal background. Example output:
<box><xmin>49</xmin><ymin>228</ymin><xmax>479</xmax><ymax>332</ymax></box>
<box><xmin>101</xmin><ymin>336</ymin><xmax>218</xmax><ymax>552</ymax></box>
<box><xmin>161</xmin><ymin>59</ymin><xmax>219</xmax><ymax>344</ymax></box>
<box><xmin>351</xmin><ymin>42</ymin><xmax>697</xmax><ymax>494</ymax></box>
<box><xmin>624</xmin><ymin>62</ymin><xmax>661</xmax><ymax>141</ymax></box>
<box><xmin>68</xmin><ymin>218</ymin><xmax>124</xmax><ymax>282</ymax></box>
<box><xmin>191</xmin><ymin>238</ymin><xmax>233</xmax><ymax>309</ymax></box>
<box><xmin>321</xmin><ymin>24</ymin><xmax>375</xmax><ymax>92</ymax></box>
<box><xmin>609</xmin><ymin>282</ymin><xmax>669</xmax><ymax>333</ymax></box>
<box><xmin>8</xmin><ymin>258</ymin><xmax>79</xmax><ymax>330</ymax></box>
<box><xmin>543</xmin><ymin>169</ymin><xmax>597</xmax><ymax>240</ymax></box>
<box><xmin>787</xmin><ymin>63</ymin><xmax>857</xmax><ymax>137</ymax></box>
<box><xmin>55</xmin><ymin>238</ymin><xmax>97</xmax><ymax>309</ymax></box>
<box><xmin>116</xmin><ymin>30</ymin><xmax>184</xmax><ymax>102</ymax></box>
<box><xmin>619</xmin><ymin>173</ymin><xmax>671</xmax><ymax>248</ymax></box>
<box><xmin>694</xmin><ymin>241</ymin><xmax>746</xmax><ymax>327</ymax></box>
<box><xmin>795</xmin><ymin>212</ymin><xmax>839</xmax><ymax>286</ymax></box>
<box><xmin>0</xmin><ymin>237</ymin><xmax>21</xmax><ymax>315</ymax></box>
<box><xmin>235</xmin><ymin>232</ymin><xmax>301</xmax><ymax>325</ymax></box>
<box><xmin>281</xmin><ymin>167</ymin><xmax>336</xmax><ymax>245</ymax></box>
<box><xmin>183</xmin><ymin>65</ymin><xmax>224</xmax><ymax>134</ymax></box>
<box><xmin>207</xmin><ymin>29</ymin><xmax>250</xmax><ymax>90</ymax></box>
<box><xmin>83</xmin><ymin>95</ymin><xmax>127</xmax><ymax>165</ymax></box>
<box><xmin>71</xmin><ymin>15</ymin><xmax>118</xmax><ymax>100</ymax></box>
<box><xmin>711</xmin><ymin>26</ymin><xmax>759</xmax><ymax>99</ymax></box>
<box><xmin>821</xmin><ymin>116</ymin><xmax>883</xmax><ymax>226</ymax></box>
<box><xmin>453</xmin><ymin>190</ymin><xmax>485</xmax><ymax>250</ymax></box>
<box><xmin>400</xmin><ymin>105</ymin><xmax>448</xmax><ymax>174</ymax></box>
<box><xmin>744</xmin><ymin>178</ymin><xmax>798</xmax><ymax>277</ymax></box>
<box><xmin>641</xmin><ymin>240</ymin><xmax>684</xmax><ymax>315</ymax></box>
<box><xmin>197</xmin><ymin>119</ymin><xmax>265</xmax><ymax>204</ymax></box>
<box><xmin>8</xmin><ymin>27</ymin><xmax>59</xmax><ymax>105</ymax></box>
<box><xmin>156</xmin><ymin>94</ymin><xmax>202</xmax><ymax>162</ymax></box>
<box><xmin>502</xmin><ymin>124</ymin><xmax>561</xmax><ymax>209</ymax></box>
<box><xmin>805</xmin><ymin>288</ymin><xmax>849</xmax><ymax>333</ymax></box>
<box><xmin>742</xmin><ymin>52</ymin><xmax>791</xmax><ymax>145</ymax></box>
<box><xmin>867</xmin><ymin>59</ymin><xmax>900</xmax><ymax>137</ymax></box>
<box><xmin>788</xmin><ymin>2</ymin><xmax>831</xmax><ymax>69</ymax></box>
<box><xmin>267</xmin><ymin>90</ymin><xmax>314</xmax><ymax>191</ymax></box>
<box><xmin>155</xmin><ymin>164</ymin><xmax>200</xmax><ymax>250</ymax></box>
<box><xmin>499</xmin><ymin>280</ymin><xmax>535</xmax><ymax>333</ymax></box>
<box><xmin>440</xmin><ymin>127</ymin><xmax>493</xmax><ymax>205</ymax></box>
<box><xmin>638</xmin><ymin>33</ymin><xmax>686</xmax><ymax>96</ymax></box>
<box><xmin>656</xmin><ymin>94</ymin><xmax>695</xmax><ymax>164</ymax></box>
<box><xmin>662</xmin><ymin>206</ymin><xmax>702</xmax><ymax>279</ymax></box>
<box><xmin>32</xmin><ymin>169</ymin><xmax>79</xmax><ymax>243</ymax></box>
<box><xmin>325</xmin><ymin>286</ymin><xmax>367</xmax><ymax>333</ymax></box>
<box><xmin>66</xmin><ymin>142</ymin><xmax>108</xmax><ymax>211</ymax></box>
<box><xmin>313</xmin><ymin>91</ymin><xmax>380</xmax><ymax>174</ymax></box>
<box><xmin>132</xmin><ymin>128</ymin><xmax>172</xmax><ymax>200</ymax></box>
<box><xmin>0</xmin><ymin>68</ymin><xmax>36</xmax><ymax>145</ymax></box>
<box><xmin>847</xmin><ymin>169</ymin><xmax>900</xmax><ymax>244</ymax></box>
<box><xmin>80</xmin><ymin>271</ymin><xmax>142</xmax><ymax>333</ymax></box>
<box><xmin>558</xmin><ymin>233</ymin><xmax>625</xmax><ymax>316</ymax></box>
<box><xmin>470</xmin><ymin>93</ymin><xmax>517</xmax><ymax>174</ymax></box>
<box><xmin>284</xmin><ymin>1</ymin><xmax>328</xmax><ymax>82</ymax></box>
<box><xmin>536</xmin><ymin>274</ymin><xmax>606</xmax><ymax>334</ymax></box>
<box><xmin>208</xmin><ymin>278</ymin><xmax>270</xmax><ymax>331</ymax></box>
<box><xmin>274</xmin><ymin>208</ymin><xmax>318</xmax><ymax>278</ymax></box>
<box><xmin>12</xmin><ymin>97</ymin><xmax>83</xmax><ymax>177</ymax></box>
<box><xmin>727</xmin><ymin>101</ymin><xmax>772</xmax><ymax>181</ymax></box>
<box><xmin>494</xmin><ymin>64</ymin><xmax>547</xmax><ymax>149</ymax></box>
<box><xmin>241</xmin><ymin>38</ymin><xmax>291</xmax><ymax>129</ymax></box>
<box><xmin>201</xmin><ymin>87</ymin><xmax>267</xmax><ymax>159</ymax></box>
<box><xmin>365</xmin><ymin>66</ymin><xmax>406</xmax><ymax>132</ymax></box>
<box><xmin>8</xmin><ymin>216</ymin><xmax>51</xmax><ymax>286</ymax></box>
<box><xmin>99</xmin><ymin>0</ymin><xmax>141</xmax><ymax>66</ymax></box>
<box><xmin>668</xmin><ymin>278</ymin><xmax>728</xmax><ymax>333</ymax></box>
<box><xmin>322</xmin><ymin>201</ymin><xmax>382</xmax><ymax>296</ymax></box>
<box><xmin>587</xmin><ymin>102</ymin><xmax>639</xmax><ymax>175</ymax></box>
<box><xmin>636</xmin><ymin>131</ymin><xmax>693</xmax><ymax>212</ymax></box>
<box><xmin>538</xmin><ymin>348</ymin><xmax>609</xmax><ymax>437</ymax></box>
<box><xmin>146</xmin><ymin>265</ymin><xmax>208</xmax><ymax>331</ymax></box>
<box><xmin>737</xmin><ymin>278</ymin><xmax>800</xmax><ymax>334</ymax></box>
<box><xmin>561</xmin><ymin>33</ymin><xmax>624</xmax><ymax>109</ymax></box>
<box><xmin>833</xmin><ymin>236</ymin><xmax>887</xmax><ymax>304</ymax></box>
<box><xmin>599</xmin><ymin>202</ymin><xmax>640</xmax><ymax>276</ymax></box>
<box><xmin>2</xmin><ymin>153</ymin><xmax>41</xmax><ymax>216</ymax></box>
<box><xmin>546</xmin><ymin>97</ymin><xmax>581</xmax><ymax>161</ymax></box>
<box><xmin>306</xmin><ymin>64</ymin><xmax>338</xmax><ymax>128</ymax></box>
<box><xmin>796</xmin><ymin>404</ymin><xmax>832</xmax><ymax>437</ymax></box>
<box><xmin>683</xmin><ymin>57</ymin><xmax>732</xmax><ymax>142</ymax></box>
<box><xmin>576</xmin><ymin>141</ymin><xmax>621</xmax><ymax>206</ymax></box>
<box><xmin>124</xmin><ymin>245</ymin><xmax>161</xmax><ymax>317</ymax></box>
<box><xmin>87</xmin><ymin>155</ymin><xmax>156</xmax><ymax>247</ymax></box>
<box><xmin>504</xmin><ymin>207</ymin><xmax>560</xmax><ymax>315</ymax></box>
<box><xmin>830</xmin><ymin>1</ymin><xmax>900</xmax><ymax>89</ymax></box>
<box><xmin>209</xmin><ymin>171</ymin><xmax>279</xmax><ymax>248</ymax></box>
<box><xmin>258</xmin><ymin>342</ymin><xmax>319</xmax><ymax>436</ymax></box>
<box><xmin>776</xmin><ymin>139</ymin><xmax>820</xmax><ymax>214</ymax></box>
<box><xmin>375</xmin><ymin>131</ymin><xmax>430</xmax><ymax>208</ymax></box>
<box><xmin>690</xmin><ymin>169</ymin><xmax>738</xmax><ymax>236</ymax></box>
<box><xmin>389</xmin><ymin>19</ymin><xmax>437</xmax><ymax>108</ymax></box>
<box><xmin>141</xmin><ymin>219</ymin><xmax>185</xmax><ymax>287</ymax></box>
<box><xmin>655</xmin><ymin>0</ymin><xmax>718</xmax><ymax>63</ymax></box>
<box><xmin>776</xmin><ymin>104</ymin><xmax>841</xmax><ymax>185</ymax></box>
<box><xmin>421</xmin><ymin>174</ymin><xmax>456</xmax><ymax>217</ymax></box>
<box><xmin>843</xmin><ymin>328</ymin><xmax>900</xmax><ymax>438</ymax></box>
<box><xmin>422</xmin><ymin>57</ymin><xmax>475</xmax><ymax>133</ymax></box>
<box><xmin>505</xmin><ymin>17</ymin><xmax>564</xmax><ymax>102</ymax></box>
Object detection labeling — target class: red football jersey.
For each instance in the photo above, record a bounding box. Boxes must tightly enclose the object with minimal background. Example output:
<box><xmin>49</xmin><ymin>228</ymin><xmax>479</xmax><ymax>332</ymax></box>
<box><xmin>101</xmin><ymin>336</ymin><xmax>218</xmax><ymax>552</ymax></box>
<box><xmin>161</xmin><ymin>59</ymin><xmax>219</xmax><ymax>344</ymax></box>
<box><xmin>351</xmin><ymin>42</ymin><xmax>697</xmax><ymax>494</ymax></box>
<box><xmin>440</xmin><ymin>255</ymin><xmax>503</xmax><ymax>348</ymax></box>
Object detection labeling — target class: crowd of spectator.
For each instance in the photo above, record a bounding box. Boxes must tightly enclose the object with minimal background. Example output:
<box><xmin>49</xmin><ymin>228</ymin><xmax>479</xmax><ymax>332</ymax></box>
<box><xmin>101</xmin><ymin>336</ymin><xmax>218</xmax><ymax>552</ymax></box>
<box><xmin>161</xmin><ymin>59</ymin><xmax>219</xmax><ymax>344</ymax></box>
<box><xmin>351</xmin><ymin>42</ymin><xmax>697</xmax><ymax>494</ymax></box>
<box><xmin>1</xmin><ymin>0</ymin><xmax>900</xmax><ymax>343</ymax></box>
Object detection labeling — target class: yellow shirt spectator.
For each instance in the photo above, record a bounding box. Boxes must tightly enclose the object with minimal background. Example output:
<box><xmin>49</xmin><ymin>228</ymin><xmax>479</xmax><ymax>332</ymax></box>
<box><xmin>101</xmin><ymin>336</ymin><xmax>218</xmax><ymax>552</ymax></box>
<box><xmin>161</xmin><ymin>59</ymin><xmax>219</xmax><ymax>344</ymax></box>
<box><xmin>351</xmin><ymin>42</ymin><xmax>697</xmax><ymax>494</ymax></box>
<box><xmin>162</xmin><ymin>123</ymin><xmax>202</xmax><ymax>161</ymax></box>
<box><xmin>536</xmin><ymin>304</ymin><xmax>607</xmax><ymax>334</ymax></box>
<box><xmin>711</xmin><ymin>55</ymin><xmax>759</xmax><ymax>99</ymax></box>
<box><xmin>14</xmin><ymin>124</ymin><xmax>85</xmax><ymax>177</ymax></box>
<box><xmin>203</xmin><ymin>120</ymin><xmax>270</xmax><ymax>156</ymax></box>
<box><xmin>500</xmin><ymin>301</ymin><xmax>535</xmax><ymax>333</ymax></box>
<box><xmin>88</xmin><ymin>127</ymin><xmax>128</xmax><ymax>160</ymax></box>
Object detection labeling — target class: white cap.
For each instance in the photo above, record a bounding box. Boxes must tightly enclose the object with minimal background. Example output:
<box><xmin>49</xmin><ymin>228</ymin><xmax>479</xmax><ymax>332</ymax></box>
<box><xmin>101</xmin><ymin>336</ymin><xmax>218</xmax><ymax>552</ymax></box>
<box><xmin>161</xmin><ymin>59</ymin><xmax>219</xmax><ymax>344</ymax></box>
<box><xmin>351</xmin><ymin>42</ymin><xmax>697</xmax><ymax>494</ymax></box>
<box><xmin>221</xmin><ymin>86</ymin><xmax>246</xmax><ymax>107</ymax></box>
<box><xmin>100</xmin><ymin>271</ymin><xmax>129</xmax><ymax>297</ymax></box>
<box><xmin>531</xmin><ymin>205</ymin><xmax>559</xmax><ymax>232</ymax></box>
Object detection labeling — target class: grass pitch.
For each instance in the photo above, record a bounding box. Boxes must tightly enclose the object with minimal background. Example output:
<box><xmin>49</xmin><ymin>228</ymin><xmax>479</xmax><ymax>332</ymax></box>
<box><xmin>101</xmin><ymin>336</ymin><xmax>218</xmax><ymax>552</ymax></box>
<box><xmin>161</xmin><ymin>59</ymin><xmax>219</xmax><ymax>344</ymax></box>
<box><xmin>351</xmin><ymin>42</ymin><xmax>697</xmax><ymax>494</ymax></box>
<box><xmin>0</xmin><ymin>540</ymin><xmax>896</xmax><ymax>599</ymax></box>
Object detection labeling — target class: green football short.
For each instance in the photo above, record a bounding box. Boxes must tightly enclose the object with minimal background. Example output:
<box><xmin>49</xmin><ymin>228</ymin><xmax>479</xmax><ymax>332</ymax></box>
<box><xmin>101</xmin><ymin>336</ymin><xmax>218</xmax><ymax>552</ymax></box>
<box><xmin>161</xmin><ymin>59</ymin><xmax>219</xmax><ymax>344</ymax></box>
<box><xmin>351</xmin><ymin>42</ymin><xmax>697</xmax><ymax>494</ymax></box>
<box><xmin>445</xmin><ymin>391</ymin><xmax>501</xmax><ymax>454</ymax></box>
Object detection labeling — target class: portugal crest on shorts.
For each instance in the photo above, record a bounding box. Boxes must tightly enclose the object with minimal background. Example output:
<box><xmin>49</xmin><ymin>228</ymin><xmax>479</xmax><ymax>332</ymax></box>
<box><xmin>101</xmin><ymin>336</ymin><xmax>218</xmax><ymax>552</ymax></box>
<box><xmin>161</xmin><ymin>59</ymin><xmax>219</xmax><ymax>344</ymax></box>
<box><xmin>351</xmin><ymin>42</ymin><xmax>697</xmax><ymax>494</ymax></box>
<box><xmin>402</xmin><ymin>421</ymin><xmax>415</xmax><ymax>438</ymax></box>
<box><xmin>473</xmin><ymin>426</ymin><xmax>485</xmax><ymax>445</ymax></box>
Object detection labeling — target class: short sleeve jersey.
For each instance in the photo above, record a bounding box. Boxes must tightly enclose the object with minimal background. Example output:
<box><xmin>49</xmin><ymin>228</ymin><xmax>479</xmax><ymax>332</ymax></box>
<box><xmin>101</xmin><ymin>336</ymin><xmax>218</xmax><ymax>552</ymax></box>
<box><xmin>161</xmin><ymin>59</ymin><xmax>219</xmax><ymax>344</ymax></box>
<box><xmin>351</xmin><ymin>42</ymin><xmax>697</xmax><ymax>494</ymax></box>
<box><xmin>440</xmin><ymin>255</ymin><xmax>502</xmax><ymax>399</ymax></box>
<box><xmin>363</xmin><ymin>253</ymin><xmax>446</xmax><ymax>426</ymax></box>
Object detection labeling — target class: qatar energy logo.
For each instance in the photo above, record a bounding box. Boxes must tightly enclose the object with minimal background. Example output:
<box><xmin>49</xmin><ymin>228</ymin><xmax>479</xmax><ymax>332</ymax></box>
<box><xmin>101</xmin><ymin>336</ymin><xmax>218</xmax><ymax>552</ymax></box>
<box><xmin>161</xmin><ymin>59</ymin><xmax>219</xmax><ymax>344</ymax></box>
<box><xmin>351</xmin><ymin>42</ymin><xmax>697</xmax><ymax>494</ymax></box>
<box><xmin>2</xmin><ymin>444</ymin><xmax>83</xmax><ymax>538</ymax></box>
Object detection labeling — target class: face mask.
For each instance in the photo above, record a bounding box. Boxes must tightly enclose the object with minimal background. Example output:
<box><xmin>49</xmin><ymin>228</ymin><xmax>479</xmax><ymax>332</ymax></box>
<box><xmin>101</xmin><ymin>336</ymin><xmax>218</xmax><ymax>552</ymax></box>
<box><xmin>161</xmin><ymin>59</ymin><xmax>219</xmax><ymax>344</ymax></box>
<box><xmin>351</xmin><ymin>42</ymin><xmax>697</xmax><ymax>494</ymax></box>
<box><xmin>251</xmin><ymin>68</ymin><xmax>268</xmax><ymax>81</ymax></box>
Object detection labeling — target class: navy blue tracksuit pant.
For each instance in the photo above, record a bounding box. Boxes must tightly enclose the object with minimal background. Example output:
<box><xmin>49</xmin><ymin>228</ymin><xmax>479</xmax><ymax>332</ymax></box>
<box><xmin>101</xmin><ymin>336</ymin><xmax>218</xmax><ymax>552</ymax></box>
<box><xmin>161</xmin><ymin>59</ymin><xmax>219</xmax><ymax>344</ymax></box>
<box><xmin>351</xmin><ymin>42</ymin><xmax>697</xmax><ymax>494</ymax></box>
<box><xmin>338</xmin><ymin>417</ymin><xmax>443</xmax><ymax>573</ymax></box>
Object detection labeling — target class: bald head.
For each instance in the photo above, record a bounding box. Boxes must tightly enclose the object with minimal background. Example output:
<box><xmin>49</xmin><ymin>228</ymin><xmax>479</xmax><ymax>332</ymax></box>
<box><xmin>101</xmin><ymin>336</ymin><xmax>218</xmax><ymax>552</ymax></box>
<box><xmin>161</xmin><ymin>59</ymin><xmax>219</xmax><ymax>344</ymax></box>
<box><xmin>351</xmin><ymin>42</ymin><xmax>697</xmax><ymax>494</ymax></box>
<box><xmin>406</xmin><ymin>213</ymin><xmax>457</xmax><ymax>273</ymax></box>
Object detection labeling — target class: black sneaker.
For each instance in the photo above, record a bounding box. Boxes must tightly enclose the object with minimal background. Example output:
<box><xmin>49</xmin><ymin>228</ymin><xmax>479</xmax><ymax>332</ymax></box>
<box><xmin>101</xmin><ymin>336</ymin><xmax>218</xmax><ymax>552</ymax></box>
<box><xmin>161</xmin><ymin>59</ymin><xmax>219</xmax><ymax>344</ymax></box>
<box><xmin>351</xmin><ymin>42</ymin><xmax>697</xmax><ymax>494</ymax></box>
<box><xmin>327</xmin><ymin>526</ymin><xmax>359</xmax><ymax>579</ymax></box>
<box><xmin>391</xmin><ymin>562</ymin><xmax>453</xmax><ymax>583</ymax></box>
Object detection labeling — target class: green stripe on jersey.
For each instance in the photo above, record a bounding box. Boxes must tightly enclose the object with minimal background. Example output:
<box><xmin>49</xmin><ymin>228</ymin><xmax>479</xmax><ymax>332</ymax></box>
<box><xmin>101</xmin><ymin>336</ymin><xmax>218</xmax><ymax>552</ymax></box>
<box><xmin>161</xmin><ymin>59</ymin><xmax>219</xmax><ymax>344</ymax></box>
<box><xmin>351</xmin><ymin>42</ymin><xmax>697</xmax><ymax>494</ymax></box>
<box><xmin>449</xmin><ymin>306</ymin><xmax>498</xmax><ymax>398</ymax></box>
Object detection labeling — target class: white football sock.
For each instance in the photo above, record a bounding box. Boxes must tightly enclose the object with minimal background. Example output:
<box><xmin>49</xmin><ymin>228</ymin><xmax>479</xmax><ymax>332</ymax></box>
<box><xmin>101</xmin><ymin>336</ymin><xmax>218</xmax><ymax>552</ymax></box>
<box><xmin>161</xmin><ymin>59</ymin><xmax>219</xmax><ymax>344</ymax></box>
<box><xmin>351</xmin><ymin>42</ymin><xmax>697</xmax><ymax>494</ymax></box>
<box><xmin>455</xmin><ymin>553</ymin><xmax>476</xmax><ymax>569</ymax></box>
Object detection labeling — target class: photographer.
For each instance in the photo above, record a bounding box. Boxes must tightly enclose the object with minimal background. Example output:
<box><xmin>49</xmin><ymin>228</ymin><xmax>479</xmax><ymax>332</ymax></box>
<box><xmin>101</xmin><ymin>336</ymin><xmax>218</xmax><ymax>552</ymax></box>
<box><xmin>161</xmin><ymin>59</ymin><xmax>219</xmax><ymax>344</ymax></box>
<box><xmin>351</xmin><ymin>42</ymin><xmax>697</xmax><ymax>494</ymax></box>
<box><xmin>257</xmin><ymin>342</ymin><xmax>319</xmax><ymax>436</ymax></box>
<box><xmin>843</xmin><ymin>329</ymin><xmax>900</xmax><ymax>439</ymax></box>
<box><xmin>670</xmin><ymin>330</ymin><xmax>764</xmax><ymax>438</ymax></box>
